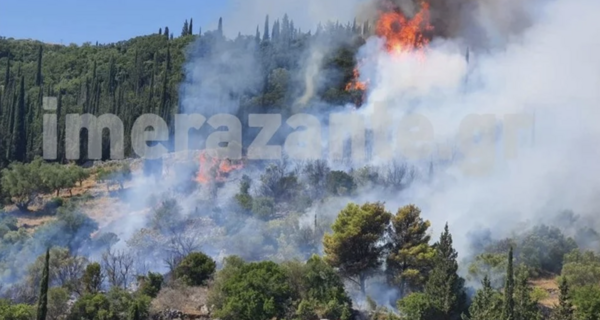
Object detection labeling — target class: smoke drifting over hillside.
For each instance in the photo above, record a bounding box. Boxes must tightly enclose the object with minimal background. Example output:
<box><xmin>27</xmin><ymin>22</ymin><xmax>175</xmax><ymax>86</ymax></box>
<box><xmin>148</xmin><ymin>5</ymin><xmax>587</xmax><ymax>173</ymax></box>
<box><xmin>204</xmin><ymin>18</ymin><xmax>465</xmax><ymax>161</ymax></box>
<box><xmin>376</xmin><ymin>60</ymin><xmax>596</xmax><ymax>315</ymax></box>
<box><xmin>117</xmin><ymin>0</ymin><xmax>600</xmax><ymax>283</ymax></box>
<box><xmin>4</xmin><ymin>0</ymin><xmax>597</xmax><ymax>307</ymax></box>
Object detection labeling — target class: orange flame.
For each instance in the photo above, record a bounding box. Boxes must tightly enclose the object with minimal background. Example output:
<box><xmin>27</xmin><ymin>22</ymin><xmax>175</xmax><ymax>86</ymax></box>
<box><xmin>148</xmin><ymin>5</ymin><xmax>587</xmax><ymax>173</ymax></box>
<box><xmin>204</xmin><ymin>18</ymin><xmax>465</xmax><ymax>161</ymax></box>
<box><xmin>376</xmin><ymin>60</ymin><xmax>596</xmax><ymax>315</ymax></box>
<box><xmin>345</xmin><ymin>68</ymin><xmax>368</xmax><ymax>91</ymax></box>
<box><xmin>344</xmin><ymin>1</ymin><xmax>433</xmax><ymax>98</ymax></box>
<box><xmin>375</xmin><ymin>1</ymin><xmax>433</xmax><ymax>56</ymax></box>
<box><xmin>196</xmin><ymin>151</ymin><xmax>243</xmax><ymax>184</ymax></box>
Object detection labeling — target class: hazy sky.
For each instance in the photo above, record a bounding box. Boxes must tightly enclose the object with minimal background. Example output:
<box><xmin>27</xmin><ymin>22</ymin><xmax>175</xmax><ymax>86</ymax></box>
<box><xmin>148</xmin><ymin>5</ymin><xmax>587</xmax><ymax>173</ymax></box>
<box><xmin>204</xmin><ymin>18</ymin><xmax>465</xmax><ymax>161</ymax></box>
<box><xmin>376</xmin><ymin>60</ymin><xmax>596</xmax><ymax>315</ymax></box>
<box><xmin>0</xmin><ymin>0</ymin><xmax>230</xmax><ymax>44</ymax></box>
<box><xmin>0</xmin><ymin>0</ymin><xmax>364</xmax><ymax>45</ymax></box>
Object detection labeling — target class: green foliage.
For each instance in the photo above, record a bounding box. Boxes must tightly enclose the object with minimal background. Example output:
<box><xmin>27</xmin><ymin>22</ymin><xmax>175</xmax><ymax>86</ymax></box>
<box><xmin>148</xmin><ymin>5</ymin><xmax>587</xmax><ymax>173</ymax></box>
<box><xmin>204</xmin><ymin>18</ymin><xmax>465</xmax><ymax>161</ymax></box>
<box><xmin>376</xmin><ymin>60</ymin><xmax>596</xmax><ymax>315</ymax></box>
<box><xmin>397</xmin><ymin>292</ymin><xmax>436</xmax><ymax>320</ymax></box>
<box><xmin>424</xmin><ymin>223</ymin><xmax>467</xmax><ymax>320</ymax></box>
<box><xmin>252</xmin><ymin>197</ymin><xmax>276</xmax><ymax>219</ymax></box>
<box><xmin>465</xmin><ymin>276</ymin><xmax>502</xmax><ymax>320</ymax></box>
<box><xmin>551</xmin><ymin>277</ymin><xmax>574</xmax><ymax>320</ymax></box>
<box><xmin>467</xmin><ymin>252</ymin><xmax>507</xmax><ymax>289</ymax></box>
<box><xmin>174</xmin><ymin>251</ymin><xmax>216</xmax><ymax>286</ymax></box>
<box><xmin>82</xmin><ymin>262</ymin><xmax>103</xmax><ymax>294</ymax></box>
<box><xmin>326</xmin><ymin>170</ymin><xmax>356</xmax><ymax>196</ymax></box>
<box><xmin>67</xmin><ymin>288</ymin><xmax>149</xmax><ymax>320</ymax></box>
<box><xmin>519</xmin><ymin>225</ymin><xmax>577</xmax><ymax>274</ymax></box>
<box><xmin>47</xmin><ymin>287</ymin><xmax>70</xmax><ymax>320</ymax></box>
<box><xmin>561</xmin><ymin>249</ymin><xmax>600</xmax><ymax>288</ymax></box>
<box><xmin>0</xmin><ymin>299</ymin><xmax>36</xmax><ymax>320</ymax></box>
<box><xmin>503</xmin><ymin>247</ymin><xmax>515</xmax><ymax>320</ymax></box>
<box><xmin>513</xmin><ymin>266</ymin><xmax>541</xmax><ymax>320</ymax></box>
<box><xmin>137</xmin><ymin>271</ymin><xmax>163</xmax><ymax>298</ymax></box>
<box><xmin>385</xmin><ymin>204</ymin><xmax>434</xmax><ymax>294</ymax></box>
<box><xmin>1</xmin><ymin>158</ymin><xmax>47</xmax><ymax>210</ymax></box>
<box><xmin>323</xmin><ymin>202</ymin><xmax>391</xmax><ymax>295</ymax></box>
<box><xmin>211</xmin><ymin>260</ymin><xmax>293</xmax><ymax>320</ymax></box>
<box><xmin>571</xmin><ymin>285</ymin><xmax>600</xmax><ymax>320</ymax></box>
<box><xmin>36</xmin><ymin>248</ymin><xmax>49</xmax><ymax>320</ymax></box>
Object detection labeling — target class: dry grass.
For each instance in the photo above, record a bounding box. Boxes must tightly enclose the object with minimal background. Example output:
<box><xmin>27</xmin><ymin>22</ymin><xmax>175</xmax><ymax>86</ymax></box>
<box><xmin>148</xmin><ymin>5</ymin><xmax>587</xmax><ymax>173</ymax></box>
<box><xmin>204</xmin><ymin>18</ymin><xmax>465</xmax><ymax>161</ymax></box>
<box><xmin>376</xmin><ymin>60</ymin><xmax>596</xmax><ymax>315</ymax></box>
<box><xmin>151</xmin><ymin>284</ymin><xmax>210</xmax><ymax>316</ymax></box>
<box><xmin>531</xmin><ymin>277</ymin><xmax>559</xmax><ymax>307</ymax></box>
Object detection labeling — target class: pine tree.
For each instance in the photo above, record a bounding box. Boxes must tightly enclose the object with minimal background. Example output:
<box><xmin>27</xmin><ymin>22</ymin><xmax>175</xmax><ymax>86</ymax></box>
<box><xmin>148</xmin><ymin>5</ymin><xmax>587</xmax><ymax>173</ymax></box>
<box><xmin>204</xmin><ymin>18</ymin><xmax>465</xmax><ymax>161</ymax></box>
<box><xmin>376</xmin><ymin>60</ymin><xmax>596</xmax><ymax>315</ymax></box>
<box><xmin>467</xmin><ymin>275</ymin><xmax>502</xmax><ymax>320</ymax></box>
<box><xmin>189</xmin><ymin>18</ymin><xmax>193</xmax><ymax>35</ymax></box>
<box><xmin>12</xmin><ymin>75</ymin><xmax>27</xmax><ymax>162</ymax></box>
<box><xmin>36</xmin><ymin>248</ymin><xmax>50</xmax><ymax>320</ymax></box>
<box><xmin>182</xmin><ymin>19</ymin><xmax>189</xmax><ymax>36</ymax></box>
<box><xmin>35</xmin><ymin>45</ymin><xmax>43</xmax><ymax>86</ymax></box>
<box><xmin>424</xmin><ymin>223</ymin><xmax>468</xmax><ymax>320</ymax></box>
<box><xmin>263</xmin><ymin>15</ymin><xmax>270</xmax><ymax>41</ymax></box>
<box><xmin>503</xmin><ymin>247</ymin><xmax>515</xmax><ymax>320</ymax></box>
<box><xmin>551</xmin><ymin>277</ymin><xmax>574</xmax><ymax>320</ymax></box>
<box><xmin>385</xmin><ymin>204</ymin><xmax>434</xmax><ymax>294</ymax></box>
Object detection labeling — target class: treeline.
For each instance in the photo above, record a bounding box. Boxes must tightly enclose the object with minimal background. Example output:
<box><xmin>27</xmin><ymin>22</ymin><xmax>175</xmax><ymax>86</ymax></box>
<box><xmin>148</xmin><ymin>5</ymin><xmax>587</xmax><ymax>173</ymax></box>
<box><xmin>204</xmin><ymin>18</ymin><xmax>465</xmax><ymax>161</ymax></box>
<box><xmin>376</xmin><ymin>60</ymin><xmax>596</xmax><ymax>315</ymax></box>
<box><xmin>2</xmin><ymin>201</ymin><xmax>600</xmax><ymax>319</ymax></box>
<box><xmin>0</xmin><ymin>15</ymin><xmax>367</xmax><ymax>167</ymax></box>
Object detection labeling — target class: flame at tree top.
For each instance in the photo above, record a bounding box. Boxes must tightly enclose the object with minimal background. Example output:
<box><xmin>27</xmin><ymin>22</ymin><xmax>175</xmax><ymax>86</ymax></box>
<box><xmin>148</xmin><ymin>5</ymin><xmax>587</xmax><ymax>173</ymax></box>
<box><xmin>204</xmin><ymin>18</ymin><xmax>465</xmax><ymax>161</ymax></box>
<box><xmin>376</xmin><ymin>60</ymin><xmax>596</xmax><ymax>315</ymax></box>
<box><xmin>376</xmin><ymin>1</ymin><xmax>433</xmax><ymax>56</ymax></box>
<box><xmin>344</xmin><ymin>1</ymin><xmax>434</xmax><ymax>101</ymax></box>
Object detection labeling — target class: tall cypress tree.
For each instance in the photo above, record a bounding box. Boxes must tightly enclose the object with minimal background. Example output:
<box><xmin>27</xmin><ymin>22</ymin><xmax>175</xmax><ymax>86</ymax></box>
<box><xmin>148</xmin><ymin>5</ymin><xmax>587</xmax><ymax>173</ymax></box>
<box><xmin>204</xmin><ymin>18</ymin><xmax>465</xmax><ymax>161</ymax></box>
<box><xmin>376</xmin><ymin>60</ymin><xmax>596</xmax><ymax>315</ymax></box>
<box><xmin>182</xmin><ymin>19</ymin><xmax>189</xmax><ymax>36</ymax></box>
<box><xmin>36</xmin><ymin>248</ymin><xmax>50</xmax><ymax>320</ymax></box>
<box><xmin>218</xmin><ymin>17</ymin><xmax>223</xmax><ymax>36</ymax></box>
<box><xmin>424</xmin><ymin>223</ymin><xmax>467</xmax><ymax>320</ymax></box>
<box><xmin>503</xmin><ymin>247</ymin><xmax>515</xmax><ymax>320</ymax></box>
<box><xmin>12</xmin><ymin>75</ymin><xmax>27</xmax><ymax>162</ymax></box>
<box><xmin>4</xmin><ymin>54</ymin><xmax>10</xmax><ymax>86</ymax></box>
<box><xmin>35</xmin><ymin>45</ymin><xmax>43</xmax><ymax>86</ymax></box>
<box><xmin>468</xmin><ymin>275</ymin><xmax>502</xmax><ymax>320</ymax></box>
<box><xmin>514</xmin><ymin>267</ymin><xmax>541</xmax><ymax>320</ymax></box>
<box><xmin>263</xmin><ymin>15</ymin><xmax>270</xmax><ymax>41</ymax></box>
<box><xmin>255</xmin><ymin>25</ymin><xmax>261</xmax><ymax>43</ymax></box>
<box><xmin>164</xmin><ymin>26</ymin><xmax>170</xmax><ymax>40</ymax></box>
<box><xmin>188</xmin><ymin>18</ymin><xmax>193</xmax><ymax>35</ymax></box>
<box><xmin>551</xmin><ymin>277</ymin><xmax>574</xmax><ymax>320</ymax></box>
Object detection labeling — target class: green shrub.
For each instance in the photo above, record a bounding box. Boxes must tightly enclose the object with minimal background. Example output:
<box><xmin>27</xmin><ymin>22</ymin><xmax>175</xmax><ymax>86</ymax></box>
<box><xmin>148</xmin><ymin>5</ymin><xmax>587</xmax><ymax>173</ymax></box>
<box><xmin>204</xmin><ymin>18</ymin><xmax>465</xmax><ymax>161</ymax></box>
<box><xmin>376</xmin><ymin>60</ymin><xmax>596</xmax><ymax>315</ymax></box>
<box><xmin>174</xmin><ymin>252</ymin><xmax>216</xmax><ymax>286</ymax></box>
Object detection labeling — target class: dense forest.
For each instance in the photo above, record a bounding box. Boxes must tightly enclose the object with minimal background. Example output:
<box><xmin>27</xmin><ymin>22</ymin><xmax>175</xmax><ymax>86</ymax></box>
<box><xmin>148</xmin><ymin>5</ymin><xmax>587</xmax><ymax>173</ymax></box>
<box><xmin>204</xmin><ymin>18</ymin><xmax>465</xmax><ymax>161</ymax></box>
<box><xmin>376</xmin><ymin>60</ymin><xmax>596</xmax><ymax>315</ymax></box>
<box><xmin>0</xmin><ymin>8</ymin><xmax>599</xmax><ymax>320</ymax></box>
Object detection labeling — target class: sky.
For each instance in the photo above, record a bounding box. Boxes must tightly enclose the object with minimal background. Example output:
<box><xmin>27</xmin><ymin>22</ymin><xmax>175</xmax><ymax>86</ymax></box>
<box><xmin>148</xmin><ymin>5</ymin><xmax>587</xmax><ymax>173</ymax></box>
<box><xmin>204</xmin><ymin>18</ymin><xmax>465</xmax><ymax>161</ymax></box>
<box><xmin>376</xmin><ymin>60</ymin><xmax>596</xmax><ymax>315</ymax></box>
<box><xmin>0</xmin><ymin>0</ymin><xmax>365</xmax><ymax>45</ymax></box>
<box><xmin>0</xmin><ymin>0</ymin><xmax>231</xmax><ymax>45</ymax></box>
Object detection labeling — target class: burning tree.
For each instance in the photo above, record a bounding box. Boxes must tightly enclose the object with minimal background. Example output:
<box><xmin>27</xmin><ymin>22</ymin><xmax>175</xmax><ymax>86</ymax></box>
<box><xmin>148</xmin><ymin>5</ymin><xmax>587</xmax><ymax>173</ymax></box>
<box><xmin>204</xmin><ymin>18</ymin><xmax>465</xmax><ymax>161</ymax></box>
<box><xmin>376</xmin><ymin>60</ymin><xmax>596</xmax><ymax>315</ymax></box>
<box><xmin>344</xmin><ymin>0</ymin><xmax>434</xmax><ymax>106</ymax></box>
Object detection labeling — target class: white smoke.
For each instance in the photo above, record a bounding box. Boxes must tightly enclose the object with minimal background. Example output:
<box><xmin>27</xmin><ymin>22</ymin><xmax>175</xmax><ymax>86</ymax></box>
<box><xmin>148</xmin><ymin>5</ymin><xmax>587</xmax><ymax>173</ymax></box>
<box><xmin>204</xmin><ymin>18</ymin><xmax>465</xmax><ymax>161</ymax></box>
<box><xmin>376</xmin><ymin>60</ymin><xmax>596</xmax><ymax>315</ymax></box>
<box><xmin>354</xmin><ymin>0</ymin><xmax>600</xmax><ymax>257</ymax></box>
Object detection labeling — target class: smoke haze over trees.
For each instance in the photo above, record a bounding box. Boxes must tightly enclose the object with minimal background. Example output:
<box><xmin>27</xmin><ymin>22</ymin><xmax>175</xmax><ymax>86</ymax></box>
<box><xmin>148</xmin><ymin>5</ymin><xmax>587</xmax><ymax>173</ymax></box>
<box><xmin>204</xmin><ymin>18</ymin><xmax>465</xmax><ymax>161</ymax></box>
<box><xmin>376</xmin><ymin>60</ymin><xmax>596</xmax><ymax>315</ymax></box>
<box><xmin>0</xmin><ymin>0</ymin><xmax>600</xmax><ymax>318</ymax></box>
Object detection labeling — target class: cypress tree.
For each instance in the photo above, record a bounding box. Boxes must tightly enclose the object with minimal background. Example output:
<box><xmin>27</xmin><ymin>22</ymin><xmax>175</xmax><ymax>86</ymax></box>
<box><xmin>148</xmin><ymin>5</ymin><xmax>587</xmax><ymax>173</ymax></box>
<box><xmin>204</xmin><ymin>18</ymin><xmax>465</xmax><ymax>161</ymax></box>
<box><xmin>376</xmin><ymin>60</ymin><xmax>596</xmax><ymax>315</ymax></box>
<box><xmin>514</xmin><ymin>267</ymin><xmax>541</xmax><ymax>320</ymax></box>
<box><xmin>263</xmin><ymin>15</ymin><xmax>270</xmax><ymax>41</ymax></box>
<box><xmin>503</xmin><ymin>247</ymin><xmax>515</xmax><ymax>320</ymax></box>
<box><xmin>468</xmin><ymin>275</ymin><xmax>502</xmax><ymax>320</ymax></box>
<box><xmin>35</xmin><ymin>45</ymin><xmax>43</xmax><ymax>86</ymax></box>
<box><xmin>159</xmin><ymin>27</ymin><xmax>162</xmax><ymax>35</ymax></box>
<box><xmin>199</xmin><ymin>27</ymin><xmax>202</xmax><ymax>36</ymax></box>
<box><xmin>128</xmin><ymin>302</ymin><xmax>141</xmax><ymax>320</ymax></box>
<box><xmin>4</xmin><ymin>54</ymin><xmax>10</xmax><ymax>86</ymax></box>
<box><xmin>551</xmin><ymin>277</ymin><xmax>574</xmax><ymax>320</ymax></box>
<box><xmin>255</xmin><ymin>25</ymin><xmax>261</xmax><ymax>43</ymax></box>
<box><xmin>189</xmin><ymin>18</ymin><xmax>193</xmax><ymax>35</ymax></box>
<box><xmin>218</xmin><ymin>17</ymin><xmax>223</xmax><ymax>36</ymax></box>
<box><xmin>424</xmin><ymin>223</ymin><xmax>467</xmax><ymax>320</ymax></box>
<box><xmin>164</xmin><ymin>26</ymin><xmax>170</xmax><ymax>39</ymax></box>
<box><xmin>36</xmin><ymin>248</ymin><xmax>50</xmax><ymax>320</ymax></box>
<box><xmin>182</xmin><ymin>19</ymin><xmax>189</xmax><ymax>36</ymax></box>
<box><xmin>12</xmin><ymin>75</ymin><xmax>27</xmax><ymax>162</ymax></box>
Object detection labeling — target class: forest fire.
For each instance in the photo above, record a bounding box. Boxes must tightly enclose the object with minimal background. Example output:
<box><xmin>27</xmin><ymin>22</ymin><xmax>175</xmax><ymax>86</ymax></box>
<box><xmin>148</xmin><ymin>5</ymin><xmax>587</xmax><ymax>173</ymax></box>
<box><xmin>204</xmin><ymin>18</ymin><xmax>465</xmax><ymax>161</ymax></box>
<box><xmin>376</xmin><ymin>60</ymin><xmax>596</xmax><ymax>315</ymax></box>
<box><xmin>376</xmin><ymin>1</ymin><xmax>433</xmax><ymax>56</ymax></box>
<box><xmin>345</xmin><ymin>1</ymin><xmax>434</xmax><ymax>100</ymax></box>
<box><xmin>195</xmin><ymin>151</ymin><xmax>243</xmax><ymax>184</ymax></box>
